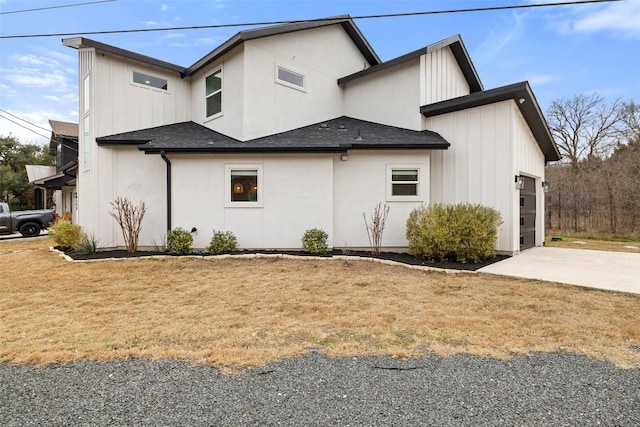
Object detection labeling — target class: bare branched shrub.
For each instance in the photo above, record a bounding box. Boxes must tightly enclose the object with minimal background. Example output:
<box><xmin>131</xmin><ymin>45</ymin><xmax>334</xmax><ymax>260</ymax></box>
<box><xmin>363</xmin><ymin>202</ymin><xmax>390</xmax><ymax>255</ymax></box>
<box><xmin>109</xmin><ymin>197</ymin><xmax>147</xmax><ymax>253</ymax></box>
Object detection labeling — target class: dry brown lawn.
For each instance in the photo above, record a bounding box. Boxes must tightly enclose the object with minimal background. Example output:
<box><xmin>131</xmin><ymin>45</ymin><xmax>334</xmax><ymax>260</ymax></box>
<box><xmin>1</xmin><ymin>237</ymin><xmax>639</xmax><ymax>370</ymax></box>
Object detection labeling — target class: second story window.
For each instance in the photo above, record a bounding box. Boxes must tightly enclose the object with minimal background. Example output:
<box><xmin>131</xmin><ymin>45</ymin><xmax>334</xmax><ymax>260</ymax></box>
<box><xmin>132</xmin><ymin>71</ymin><xmax>168</xmax><ymax>90</ymax></box>
<box><xmin>206</xmin><ymin>68</ymin><xmax>222</xmax><ymax>118</ymax></box>
<box><xmin>276</xmin><ymin>65</ymin><xmax>304</xmax><ymax>90</ymax></box>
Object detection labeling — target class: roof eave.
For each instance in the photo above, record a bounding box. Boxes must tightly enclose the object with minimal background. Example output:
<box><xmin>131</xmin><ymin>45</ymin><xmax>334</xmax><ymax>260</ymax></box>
<box><xmin>338</xmin><ymin>34</ymin><xmax>482</xmax><ymax>92</ymax></box>
<box><xmin>62</xmin><ymin>37</ymin><xmax>186</xmax><ymax>74</ymax></box>
<box><xmin>421</xmin><ymin>82</ymin><xmax>561</xmax><ymax>162</ymax></box>
<box><xmin>184</xmin><ymin>16</ymin><xmax>380</xmax><ymax>76</ymax></box>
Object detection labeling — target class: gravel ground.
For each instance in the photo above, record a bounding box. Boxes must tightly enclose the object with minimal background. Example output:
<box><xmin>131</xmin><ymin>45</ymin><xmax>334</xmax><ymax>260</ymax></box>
<box><xmin>1</xmin><ymin>352</ymin><xmax>639</xmax><ymax>426</ymax></box>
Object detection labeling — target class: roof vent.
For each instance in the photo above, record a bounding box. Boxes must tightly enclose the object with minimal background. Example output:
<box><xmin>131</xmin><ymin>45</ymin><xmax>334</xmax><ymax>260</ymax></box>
<box><xmin>355</xmin><ymin>129</ymin><xmax>363</xmax><ymax>141</ymax></box>
<box><xmin>337</xmin><ymin>125</ymin><xmax>346</xmax><ymax>131</ymax></box>
<box><xmin>319</xmin><ymin>123</ymin><xmax>329</xmax><ymax>130</ymax></box>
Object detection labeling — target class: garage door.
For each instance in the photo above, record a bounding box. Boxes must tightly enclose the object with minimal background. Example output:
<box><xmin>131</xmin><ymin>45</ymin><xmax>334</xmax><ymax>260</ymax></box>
<box><xmin>520</xmin><ymin>176</ymin><xmax>536</xmax><ymax>251</ymax></box>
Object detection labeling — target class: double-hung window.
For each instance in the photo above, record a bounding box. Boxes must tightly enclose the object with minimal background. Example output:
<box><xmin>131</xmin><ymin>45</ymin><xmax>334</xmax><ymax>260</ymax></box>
<box><xmin>386</xmin><ymin>164</ymin><xmax>426</xmax><ymax>201</ymax></box>
<box><xmin>206</xmin><ymin>68</ymin><xmax>222</xmax><ymax>118</ymax></box>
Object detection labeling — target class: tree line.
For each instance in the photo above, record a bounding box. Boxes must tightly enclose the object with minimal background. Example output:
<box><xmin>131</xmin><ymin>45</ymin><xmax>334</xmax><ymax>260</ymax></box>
<box><xmin>0</xmin><ymin>134</ymin><xmax>55</xmax><ymax>210</ymax></box>
<box><xmin>545</xmin><ymin>95</ymin><xmax>640</xmax><ymax>236</ymax></box>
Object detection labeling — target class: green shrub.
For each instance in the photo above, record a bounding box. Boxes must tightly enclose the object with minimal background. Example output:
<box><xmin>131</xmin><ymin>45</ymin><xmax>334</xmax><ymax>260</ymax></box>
<box><xmin>49</xmin><ymin>219</ymin><xmax>83</xmax><ymax>249</ymax></box>
<box><xmin>76</xmin><ymin>233</ymin><xmax>100</xmax><ymax>255</ymax></box>
<box><xmin>208</xmin><ymin>230</ymin><xmax>238</xmax><ymax>254</ymax></box>
<box><xmin>406</xmin><ymin>203</ymin><xmax>503</xmax><ymax>263</ymax></box>
<box><xmin>166</xmin><ymin>227</ymin><xmax>193</xmax><ymax>254</ymax></box>
<box><xmin>301</xmin><ymin>228</ymin><xmax>330</xmax><ymax>254</ymax></box>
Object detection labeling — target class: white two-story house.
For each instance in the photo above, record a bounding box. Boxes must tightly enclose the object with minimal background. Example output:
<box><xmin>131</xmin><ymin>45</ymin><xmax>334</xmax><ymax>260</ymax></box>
<box><xmin>63</xmin><ymin>15</ymin><xmax>560</xmax><ymax>254</ymax></box>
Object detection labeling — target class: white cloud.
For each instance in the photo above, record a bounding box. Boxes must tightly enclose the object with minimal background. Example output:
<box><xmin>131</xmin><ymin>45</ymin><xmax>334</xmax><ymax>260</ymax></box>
<box><xmin>534</xmin><ymin>1</ymin><xmax>640</xmax><ymax>39</ymax></box>
<box><xmin>142</xmin><ymin>20</ymin><xmax>160</xmax><ymax>27</ymax></box>
<box><xmin>163</xmin><ymin>33</ymin><xmax>186</xmax><ymax>39</ymax></box>
<box><xmin>161</xmin><ymin>4</ymin><xmax>169</xmax><ymax>12</ymax></box>
<box><xmin>573</xmin><ymin>1</ymin><xmax>640</xmax><ymax>38</ymax></box>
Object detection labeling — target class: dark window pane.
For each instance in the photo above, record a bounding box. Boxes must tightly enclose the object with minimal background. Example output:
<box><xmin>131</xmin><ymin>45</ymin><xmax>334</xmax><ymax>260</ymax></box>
<box><xmin>392</xmin><ymin>183</ymin><xmax>417</xmax><ymax>196</ymax></box>
<box><xmin>206</xmin><ymin>92</ymin><xmax>222</xmax><ymax>117</ymax></box>
<box><xmin>206</xmin><ymin>70</ymin><xmax>222</xmax><ymax>95</ymax></box>
<box><xmin>391</xmin><ymin>169</ymin><xmax>418</xmax><ymax>181</ymax></box>
<box><xmin>133</xmin><ymin>71</ymin><xmax>167</xmax><ymax>90</ymax></box>
<box><xmin>231</xmin><ymin>170</ymin><xmax>258</xmax><ymax>202</ymax></box>
<box><xmin>277</xmin><ymin>67</ymin><xmax>304</xmax><ymax>88</ymax></box>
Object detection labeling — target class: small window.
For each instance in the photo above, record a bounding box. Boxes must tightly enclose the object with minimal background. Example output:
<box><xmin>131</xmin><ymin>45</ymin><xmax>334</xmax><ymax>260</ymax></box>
<box><xmin>276</xmin><ymin>66</ymin><xmax>304</xmax><ymax>89</ymax></box>
<box><xmin>230</xmin><ymin>170</ymin><xmax>258</xmax><ymax>202</ymax></box>
<box><xmin>226</xmin><ymin>165</ymin><xmax>263</xmax><ymax>207</ymax></box>
<box><xmin>133</xmin><ymin>71</ymin><xmax>168</xmax><ymax>90</ymax></box>
<box><xmin>391</xmin><ymin>169</ymin><xmax>418</xmax><ymax>196</ymax></box>
<box><xmin>206</xmin><ymin>68</ymin><xmax>222</xmax><ymax>118</ymax></box>
<box><xmin>386</xmin><ymin>164</ymin><xmax>426</xmax><ymax>202</ymax></box>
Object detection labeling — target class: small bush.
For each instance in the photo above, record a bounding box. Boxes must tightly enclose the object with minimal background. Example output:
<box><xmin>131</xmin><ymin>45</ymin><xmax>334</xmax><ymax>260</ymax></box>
<box><xmin>302</xmin><ymin>228</ymin><xmax>329</xmax><ymax>254</ymax></box>
<box><xmin>76</xmin><ymin>233</ymin><xmax>99</xmax><ymax>255</ymax></box>
<box><xmin>49</xmin><ymin>219</ymin><xmax>83</xmax><ymax>249</ymax></box>
<box><xmin>166</xmin><ymin>227</ymin><xmax>193</xmax><ymax>254</ymax></box>
<box><xmin>406</xmin><ymin>203</ymin><xmax>503</xmax><ymax>263</ymax></box>
<box><xmin>208</xmin><ymin>230</ymin><xmax>238</xmax><ymax>254</ymax></box>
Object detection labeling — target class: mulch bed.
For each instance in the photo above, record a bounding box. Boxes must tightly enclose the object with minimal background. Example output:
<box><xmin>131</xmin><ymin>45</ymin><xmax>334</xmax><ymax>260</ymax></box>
<box><xmin>59</xmin><ymin>247</ymin><xmax>509</xmax><ymax>271</ymax></box>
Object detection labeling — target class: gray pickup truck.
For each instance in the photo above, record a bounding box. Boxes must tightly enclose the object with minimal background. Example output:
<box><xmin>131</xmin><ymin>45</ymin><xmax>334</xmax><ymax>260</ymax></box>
<box><xmin>0</xmin><ymin>202</ymin><xmax>56</xmax><ymax>237</ymax></box>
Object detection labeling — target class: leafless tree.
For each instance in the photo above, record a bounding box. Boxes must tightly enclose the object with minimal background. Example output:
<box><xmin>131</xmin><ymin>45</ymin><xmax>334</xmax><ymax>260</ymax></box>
<box><xmin>110</xmin><ymin>197</ymin><xmax>147</xmax><ymax>253</ymax></box>
<box><xmin>547</xmin><ymin>94</ymin><xmax>624</xmax><ymax>169</ymax></box>
<box><xmin>363</xmin><ymin>202</ymin><xmax>390</xmax><ymax>256</ymax></box>
<box><xmin>545</xmin><ymin>95</ymin><xmax>640</xmax><ymax>236</ymax></box>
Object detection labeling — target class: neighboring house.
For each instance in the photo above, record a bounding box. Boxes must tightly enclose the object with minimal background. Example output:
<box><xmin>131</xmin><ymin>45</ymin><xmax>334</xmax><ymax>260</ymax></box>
<box><xmin>27</xmin><ymin>120</ymin><xmax>78</xmax><ymax>216</ymax></box>
<box><xmin>62</xmin><ymin>15</ymin><xmax>560</xmax><ymax>254</ymax></box>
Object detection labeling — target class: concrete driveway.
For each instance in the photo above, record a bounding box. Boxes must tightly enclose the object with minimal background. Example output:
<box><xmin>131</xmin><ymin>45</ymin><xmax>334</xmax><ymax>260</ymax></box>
<box><xmin>479</xmin><ymin>247</ymin><xmax>640</xmax><ymax>295</ymax></box>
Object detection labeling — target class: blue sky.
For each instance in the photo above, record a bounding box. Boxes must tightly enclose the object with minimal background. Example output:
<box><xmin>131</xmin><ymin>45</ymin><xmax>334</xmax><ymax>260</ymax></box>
<box><xmin>0</xmin><ymin>0</ymin><xmax>639</xmax><ymax>145</ymax></box>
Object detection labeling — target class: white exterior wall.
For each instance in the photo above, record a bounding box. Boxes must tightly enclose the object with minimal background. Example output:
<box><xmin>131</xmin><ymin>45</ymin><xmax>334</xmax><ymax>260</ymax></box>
<box><xmin>77</xmin><ymin>47</ymin><xmax>190</xmax><ymax>246</ymax></box>
<box><xmin>512</xmin><ymin>102</ymin><xmax>546</xmax><ymax>251</ymax></box>
<box><xmin>242</xmin><ymin>25</ymin><xmax>370</xmax><ymax>139</ymax></box>
<box><xmin>170</xmin><ymin>154</ymin><xmax>334</xmax><ymax>249</ymax></box>
<box><xmin>425</xmin><ymin>100</ymin><xmax>547</xmax><ymax>254</ymax></box>
<box><xmin>191</xmin><ymin>25</ymin><xmax>370</xmax><ymax>141</ymax></box>
<box><xmin>343</xmin><ymin>59</ymin><xmax>423</xmax><ymax>130</ymax></box>
<box><xmin>420</xmin><ymin>46</ymin><xmax>470</xmax><ymax>105</ymax></box>
<box><xmin>425</xmin><ymin>101</ymin><xmax>516</xmax><ymax>253</ymax></box>
<box><xmin>190</xmin><ymin>47</ymin><xmax>245</xmax><ymax>140</ymax></box>
<box><xmin>333</xmin><ymin>150</ymin><xmax>430</xmax><ymax>249</ymax></box>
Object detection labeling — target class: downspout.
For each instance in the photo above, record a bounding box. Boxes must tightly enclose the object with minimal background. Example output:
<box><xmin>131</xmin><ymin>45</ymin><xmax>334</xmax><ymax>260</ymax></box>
<box><xmin>160</xmin><ymin>151</ymin><xmax>171</xmax><ymax>231</ymax></box>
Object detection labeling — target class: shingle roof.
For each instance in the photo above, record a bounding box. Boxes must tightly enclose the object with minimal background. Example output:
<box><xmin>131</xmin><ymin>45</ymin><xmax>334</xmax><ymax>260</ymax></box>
<box><xmin>420</xmin><ymin>81</ymin><xmax>561</xmax><ymax>162</ymax></box>
<box><xmin>96</xmin><ymin>117</ymin><xmax>450</xmax><ymax>154</ymax></box>
<box><xmin>49</xmin><ymin>120</ymin><xmax>78</xmax><ymax>138</ymax></box>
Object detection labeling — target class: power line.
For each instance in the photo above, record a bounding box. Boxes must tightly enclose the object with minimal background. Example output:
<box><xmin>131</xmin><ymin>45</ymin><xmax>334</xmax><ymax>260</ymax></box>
<box><xmin>0</xmin><ymin>0</ymin><xmax>117</xmax><ymax>16</ymax></box>
<box><xmin>0</xmin><ymin>114</ymin><xmax>51</xmax><ymax>141</ymax></box>
<box><xmin>0</xmin><ymin>0</ymin><xmax>623</xmax><ymax>39</ymax></box>
<box><xmin>0</xmin><ymin>109</ymin><xmax>52</xmax><ymax>134</ymax></box>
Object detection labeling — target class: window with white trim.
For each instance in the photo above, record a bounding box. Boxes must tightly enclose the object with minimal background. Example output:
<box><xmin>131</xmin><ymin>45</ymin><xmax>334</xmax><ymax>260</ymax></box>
<box><xmin>226</xmin><ymin>165</ymin><xmax>263</xmax><ymax>207</ymax></box>
<box><xmin>276</xmin><ymin>65</ymin><xmax>304</xmax><ymax>90</ymax></box>
<box><xmin>386</xmin><ymin>164</ymin><xmax>425</xmax><ymax>201</ymax></box>
<box><xmin>205</xmin><ymin>68</ymin><xmax>222</xmax><ymax>118</ymax></box>
<box><xmin>132</xmin><ymin>71</ymin><xmax>168</xmax><ymax>90</ymax></box>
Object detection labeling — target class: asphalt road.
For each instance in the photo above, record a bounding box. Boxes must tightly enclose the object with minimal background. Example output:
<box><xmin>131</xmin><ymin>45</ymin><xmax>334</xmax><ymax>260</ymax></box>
<box><xmin>1</xmin><ymin>352</ymin><xmax>639</xmax><ymax>426</ymax></box>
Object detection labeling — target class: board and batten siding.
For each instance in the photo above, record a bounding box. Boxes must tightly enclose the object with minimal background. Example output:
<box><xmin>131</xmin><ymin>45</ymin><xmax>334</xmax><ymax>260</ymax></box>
<box><xmin>512</xmin><ymin>102</ymin><xmax>546</xmax><ymax>252</ymax></box>
<box><xmin>425</xmin><ymin>100</ymin><xmax>516</xmax><ymax>253</ymax></box>
<box><xmin>76</xmin><ymin>47</ymin><xmax>190</xmax><ymax>247</ymax></box>
<box><xmin>420</xmin><ymin>46</ymin><xmax>470</xmax><ymax>106</ymax></box>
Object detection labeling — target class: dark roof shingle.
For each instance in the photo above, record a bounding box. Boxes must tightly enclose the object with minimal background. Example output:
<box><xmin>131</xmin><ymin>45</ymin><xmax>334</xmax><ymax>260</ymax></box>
<box><xmin>96</xmin><ymin>117</ymin><xmax>449</xmax><ymax>153</ymax></box>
